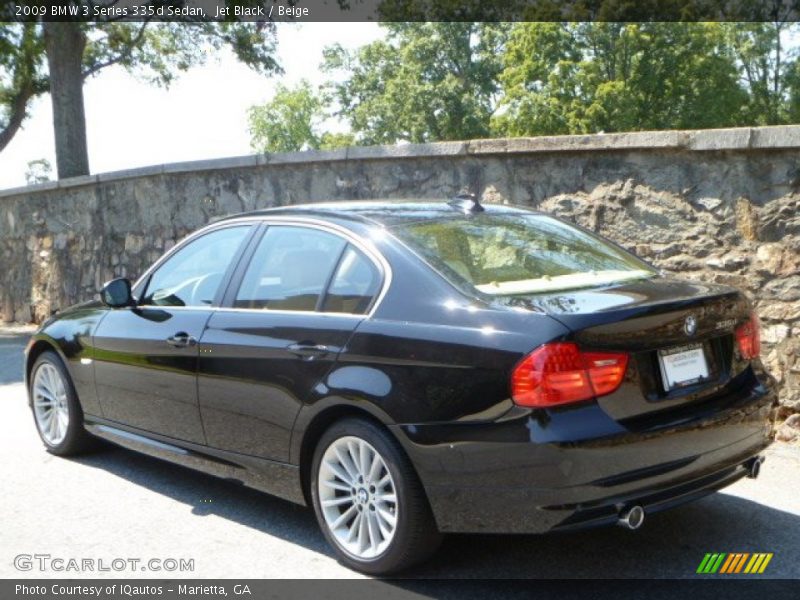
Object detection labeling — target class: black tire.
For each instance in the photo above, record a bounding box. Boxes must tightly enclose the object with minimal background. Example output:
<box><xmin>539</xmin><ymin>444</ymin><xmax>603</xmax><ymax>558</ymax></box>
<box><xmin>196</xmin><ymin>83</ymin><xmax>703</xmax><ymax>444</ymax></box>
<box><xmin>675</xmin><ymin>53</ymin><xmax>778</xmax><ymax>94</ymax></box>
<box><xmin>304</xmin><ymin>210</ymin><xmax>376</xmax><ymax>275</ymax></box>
<box><xmin>310</xmin><ymin>417</ymin><xmax>442</xmax><ymax>575</ymax></box>
<box><xmin>29</xmin><ymin>351</ymin><xmax>98</xmax><ymax>456</ymax></box>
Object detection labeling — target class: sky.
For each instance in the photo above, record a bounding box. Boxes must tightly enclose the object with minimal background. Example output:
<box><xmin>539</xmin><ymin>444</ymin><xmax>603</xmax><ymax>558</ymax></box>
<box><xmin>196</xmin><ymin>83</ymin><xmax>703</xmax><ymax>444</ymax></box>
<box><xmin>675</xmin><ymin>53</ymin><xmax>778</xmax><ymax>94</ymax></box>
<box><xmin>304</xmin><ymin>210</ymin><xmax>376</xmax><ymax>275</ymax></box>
<box><xmin>0</xmin><ymin>23</ymin><xmax>384</xmax><ymax>190</ymax></box>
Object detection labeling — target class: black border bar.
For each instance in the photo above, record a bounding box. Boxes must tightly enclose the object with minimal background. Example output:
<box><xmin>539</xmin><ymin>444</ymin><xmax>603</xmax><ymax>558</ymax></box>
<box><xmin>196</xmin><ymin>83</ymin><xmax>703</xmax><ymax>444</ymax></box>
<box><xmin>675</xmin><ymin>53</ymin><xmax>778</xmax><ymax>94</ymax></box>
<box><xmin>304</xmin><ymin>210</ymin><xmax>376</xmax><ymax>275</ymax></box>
<box><xmin>2</xmin><ymin>0</ymin><xmax>800</xmax><ymax>22</ymax></box>
<box><xmin>3</xmin><ymin>579</ymin><xmax>799</xmax><ymax>600</ymax></box>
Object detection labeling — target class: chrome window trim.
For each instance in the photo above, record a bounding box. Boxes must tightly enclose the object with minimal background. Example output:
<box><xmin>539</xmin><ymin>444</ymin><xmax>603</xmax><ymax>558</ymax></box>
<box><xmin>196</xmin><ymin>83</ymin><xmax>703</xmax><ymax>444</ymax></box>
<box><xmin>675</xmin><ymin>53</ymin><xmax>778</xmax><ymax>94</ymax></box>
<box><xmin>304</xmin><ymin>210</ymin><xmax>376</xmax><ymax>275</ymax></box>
<box><xmin>133</xmin><ymin>215</ymin><xmax>393</xmax><ymax>320</ymax></box>
<box><xmin>212</xmin><ymin>307</ymin><xmax>366</xmax><ymax>319</ymax></box>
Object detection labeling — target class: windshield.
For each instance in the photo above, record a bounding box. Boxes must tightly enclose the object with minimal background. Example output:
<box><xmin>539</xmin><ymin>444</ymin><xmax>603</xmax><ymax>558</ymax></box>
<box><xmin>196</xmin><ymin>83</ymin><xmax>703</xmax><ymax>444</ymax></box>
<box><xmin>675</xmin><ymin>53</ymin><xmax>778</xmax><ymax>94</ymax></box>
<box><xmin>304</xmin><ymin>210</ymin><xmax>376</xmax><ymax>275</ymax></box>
<box><xmin>392</xmin><ymin>214</ymin><xmax>656</xmax><ymax>296</ymax></box>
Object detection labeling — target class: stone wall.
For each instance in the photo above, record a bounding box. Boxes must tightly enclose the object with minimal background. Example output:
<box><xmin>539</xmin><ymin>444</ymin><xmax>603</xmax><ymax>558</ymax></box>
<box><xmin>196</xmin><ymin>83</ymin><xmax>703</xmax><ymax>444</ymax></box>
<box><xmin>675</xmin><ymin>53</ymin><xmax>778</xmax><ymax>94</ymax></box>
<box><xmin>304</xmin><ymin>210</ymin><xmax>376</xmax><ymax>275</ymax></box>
<box><xmin>1</xmin><ymin>126</ymin><xmax>798</xmax><ymax>414</ymax></box>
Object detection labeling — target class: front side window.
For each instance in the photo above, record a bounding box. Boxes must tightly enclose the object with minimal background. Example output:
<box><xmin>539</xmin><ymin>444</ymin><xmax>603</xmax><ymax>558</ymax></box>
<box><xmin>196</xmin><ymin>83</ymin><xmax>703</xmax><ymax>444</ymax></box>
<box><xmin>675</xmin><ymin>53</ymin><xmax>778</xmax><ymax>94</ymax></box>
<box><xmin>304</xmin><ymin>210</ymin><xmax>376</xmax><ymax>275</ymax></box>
<box><xmin>234</xmin><ymin>226</ymin><xmax>347</xmax><ymax>311</ymax></box>
<box><xmin>392</xmin><ymin>214</ymin><xmax>656</xmax><ymax>296</ymax></box>
<box><xmin>141</xmin><ymin>226</ymin><xmax>251</xmax><ymax>307</ymax></box>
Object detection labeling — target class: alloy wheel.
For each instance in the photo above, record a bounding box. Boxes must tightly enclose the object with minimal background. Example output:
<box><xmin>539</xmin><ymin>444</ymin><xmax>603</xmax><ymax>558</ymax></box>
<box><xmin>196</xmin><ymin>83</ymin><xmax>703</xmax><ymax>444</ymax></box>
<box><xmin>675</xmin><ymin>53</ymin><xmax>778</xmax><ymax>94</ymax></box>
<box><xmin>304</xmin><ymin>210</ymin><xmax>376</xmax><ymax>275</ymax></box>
<box><xmin>32</xmin><ymin>362</ymin><xmax>70</xmax><ymax>446</ymax></box>
<box><xmin>317</xmin><ymin>435</ymin><xmax>399</xmax><ymax>560</ymax></box>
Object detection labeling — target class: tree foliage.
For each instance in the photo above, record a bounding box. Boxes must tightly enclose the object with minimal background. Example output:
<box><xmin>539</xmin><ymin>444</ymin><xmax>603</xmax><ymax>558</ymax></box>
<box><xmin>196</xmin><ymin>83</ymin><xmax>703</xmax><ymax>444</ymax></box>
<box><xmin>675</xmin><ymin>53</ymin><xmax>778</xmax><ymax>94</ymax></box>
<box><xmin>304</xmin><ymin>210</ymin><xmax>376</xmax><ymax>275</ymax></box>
<box><xmin>1</xmin><ymin>12</ymin><xmax>280</xmax><ymax>176</ymax></box>
<box><xmin>248</xmin><ymin>80</ymin><xmax>355</xmax><ymax>153</ymax></box>
<box><xmin>0</xmin><ymin>23</ymin><xmax>47</xmax><ymax>152</ymax></box>
<box><xmin>493</xmin><ymin>23</ymin><xmax>755</xmax><ymax>136</ymax></box>
<box><xmin>24</xmin><ymin>158</ymin><xmax>51</xmax><ymax>184</ymax></box>
<box><xmin>727</xmin><ymin>22</ymin><xmax>800</xmax><ymax>125</ymax></box>
<box><xmin>321</xmin><ymin>23</ymin><xmax>509</xmax><ymax>144</ymax></box>
<box><xmin>257</xmin><ymin>21</ymin><xmax>799</xmax><ymax>150</ymax></box>
<box><xmin>248</xmin><ymin>80</ymin><xmax>322</xmax><ymax>153</ymax></box>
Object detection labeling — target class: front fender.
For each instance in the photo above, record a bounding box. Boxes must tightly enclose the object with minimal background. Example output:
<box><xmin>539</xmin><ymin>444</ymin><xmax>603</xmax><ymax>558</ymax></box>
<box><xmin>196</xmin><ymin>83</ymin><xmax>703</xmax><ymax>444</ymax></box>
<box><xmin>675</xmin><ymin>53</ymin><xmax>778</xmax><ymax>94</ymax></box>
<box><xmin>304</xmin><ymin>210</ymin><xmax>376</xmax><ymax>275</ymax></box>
<box><xmin>25</xmin><ymin>306</ymin><xmax>109</xmax><ymax>416</ymax></box>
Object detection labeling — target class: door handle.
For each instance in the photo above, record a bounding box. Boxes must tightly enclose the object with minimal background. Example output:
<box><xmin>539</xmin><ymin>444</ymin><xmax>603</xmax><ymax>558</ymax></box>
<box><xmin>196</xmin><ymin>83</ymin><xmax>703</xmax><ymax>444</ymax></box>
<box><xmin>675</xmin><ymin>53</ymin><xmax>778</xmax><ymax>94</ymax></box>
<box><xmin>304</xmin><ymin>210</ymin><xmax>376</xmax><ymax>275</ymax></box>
<box><xmin>166</xmin><ymin>332</ymin><xmax>197</xmax><ymax>348</ymax></box>
<box><xmin>287</xmin><ymin>343</ymin><xmax>331</xmax><ymax>360</ymax></box>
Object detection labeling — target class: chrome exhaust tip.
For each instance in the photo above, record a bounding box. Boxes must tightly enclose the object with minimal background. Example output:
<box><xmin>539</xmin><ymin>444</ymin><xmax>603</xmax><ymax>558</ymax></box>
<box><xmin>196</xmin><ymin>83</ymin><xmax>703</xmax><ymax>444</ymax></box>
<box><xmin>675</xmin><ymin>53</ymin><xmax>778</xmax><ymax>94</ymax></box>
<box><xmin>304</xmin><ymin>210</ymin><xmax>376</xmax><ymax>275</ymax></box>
<box><xmin>617</xmin><ymin>505</ymin><xmax>645</xmax><ymax>530</ymax></box>
<box><xmin>746</xmin><ymin>456</ymin><xmax>764</xmax><ymax>479</ymax></box>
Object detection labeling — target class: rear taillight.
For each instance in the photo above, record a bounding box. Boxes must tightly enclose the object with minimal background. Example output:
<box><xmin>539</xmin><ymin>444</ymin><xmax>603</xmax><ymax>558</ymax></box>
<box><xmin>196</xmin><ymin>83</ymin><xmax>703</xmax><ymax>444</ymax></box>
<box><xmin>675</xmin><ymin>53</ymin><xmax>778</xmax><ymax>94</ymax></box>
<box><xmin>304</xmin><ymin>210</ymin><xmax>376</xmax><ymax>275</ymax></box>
<box><xmin>736</xmin><ymin>312</ymin><xmax>761</xmax><ymax>360</ymax></box>
<box><xmin>511</xmin><ymin>342</ymin><xmax>629</xmax><ymax>408</ymax></box>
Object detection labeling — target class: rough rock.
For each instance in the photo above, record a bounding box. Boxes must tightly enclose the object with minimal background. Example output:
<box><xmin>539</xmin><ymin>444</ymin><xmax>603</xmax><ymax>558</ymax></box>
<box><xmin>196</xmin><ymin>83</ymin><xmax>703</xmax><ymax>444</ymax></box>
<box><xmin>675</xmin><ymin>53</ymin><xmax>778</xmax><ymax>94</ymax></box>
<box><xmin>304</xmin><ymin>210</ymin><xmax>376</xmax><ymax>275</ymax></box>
<box><xmin>776</xmin><ymin>414</ymin><xmax>800</xmax><ymax>442</ymax></box>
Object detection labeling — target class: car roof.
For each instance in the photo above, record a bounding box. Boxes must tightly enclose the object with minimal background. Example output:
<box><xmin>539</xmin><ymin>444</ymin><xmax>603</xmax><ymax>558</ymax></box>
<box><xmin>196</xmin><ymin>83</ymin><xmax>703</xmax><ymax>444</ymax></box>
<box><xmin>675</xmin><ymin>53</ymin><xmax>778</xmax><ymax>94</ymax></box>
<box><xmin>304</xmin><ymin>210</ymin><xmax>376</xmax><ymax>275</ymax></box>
<box><xmin>220</xmin><ymin>200</ymin><xmax>536</xmax><ymax>228</ymax></box>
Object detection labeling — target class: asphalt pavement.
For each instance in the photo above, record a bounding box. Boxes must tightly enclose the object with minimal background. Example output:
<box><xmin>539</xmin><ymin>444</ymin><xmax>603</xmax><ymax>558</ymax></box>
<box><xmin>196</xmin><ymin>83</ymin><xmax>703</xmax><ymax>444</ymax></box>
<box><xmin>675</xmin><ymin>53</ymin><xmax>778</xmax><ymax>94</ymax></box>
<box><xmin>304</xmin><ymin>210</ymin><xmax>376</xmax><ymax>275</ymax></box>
<box><xmin>1</xmin><ymin>328</ymin><xmax>798</xmax><ymax>581</ymax></box>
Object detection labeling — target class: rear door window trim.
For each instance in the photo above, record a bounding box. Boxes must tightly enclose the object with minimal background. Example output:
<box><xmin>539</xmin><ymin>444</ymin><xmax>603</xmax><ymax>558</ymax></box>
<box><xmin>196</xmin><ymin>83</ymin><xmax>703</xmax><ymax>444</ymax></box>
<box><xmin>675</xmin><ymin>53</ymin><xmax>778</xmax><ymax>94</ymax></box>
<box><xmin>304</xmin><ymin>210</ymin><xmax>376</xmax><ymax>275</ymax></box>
<box><xmin>218</xmin><ymin>219</ymin><xmax>388</xmax><ymax>318</ymax></box>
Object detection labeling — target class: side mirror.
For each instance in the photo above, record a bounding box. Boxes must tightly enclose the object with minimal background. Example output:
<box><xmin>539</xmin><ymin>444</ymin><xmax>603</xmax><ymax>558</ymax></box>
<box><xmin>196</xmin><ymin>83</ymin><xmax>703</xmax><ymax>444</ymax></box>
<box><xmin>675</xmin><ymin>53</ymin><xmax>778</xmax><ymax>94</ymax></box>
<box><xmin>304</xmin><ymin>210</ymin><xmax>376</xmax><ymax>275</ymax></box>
<box><xmin>101</xmin><ymin>278</ymin><xmax>134</xmax><ymax>308</ymax></box>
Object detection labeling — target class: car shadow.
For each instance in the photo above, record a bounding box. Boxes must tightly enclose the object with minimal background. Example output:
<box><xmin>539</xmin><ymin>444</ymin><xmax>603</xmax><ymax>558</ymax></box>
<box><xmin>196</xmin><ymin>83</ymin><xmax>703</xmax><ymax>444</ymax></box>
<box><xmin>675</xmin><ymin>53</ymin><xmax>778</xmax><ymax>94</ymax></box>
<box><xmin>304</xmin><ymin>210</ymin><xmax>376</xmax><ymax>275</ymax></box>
<box><xmin>69</xmin><ymin>445</ymin><xmax>799</xmax><ymax>580</ymax></box>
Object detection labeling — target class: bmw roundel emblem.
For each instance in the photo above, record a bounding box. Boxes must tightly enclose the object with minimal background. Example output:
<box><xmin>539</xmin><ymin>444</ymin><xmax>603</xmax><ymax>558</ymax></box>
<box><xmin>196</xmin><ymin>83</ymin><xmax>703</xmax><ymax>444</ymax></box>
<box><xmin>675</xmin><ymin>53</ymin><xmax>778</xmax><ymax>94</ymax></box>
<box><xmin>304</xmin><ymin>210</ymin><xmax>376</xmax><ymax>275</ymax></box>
<box><xmin>684</xmin><ymin>315</ymin><xmax>698</xmax><ymax>336</ymax></box>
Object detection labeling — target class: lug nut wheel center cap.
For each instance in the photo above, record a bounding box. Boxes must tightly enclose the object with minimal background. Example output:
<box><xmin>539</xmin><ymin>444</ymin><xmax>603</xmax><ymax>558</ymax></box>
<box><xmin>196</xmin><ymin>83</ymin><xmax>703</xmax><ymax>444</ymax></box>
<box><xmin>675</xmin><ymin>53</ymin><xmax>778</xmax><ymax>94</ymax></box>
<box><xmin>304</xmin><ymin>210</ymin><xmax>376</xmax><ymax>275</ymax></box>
<box><xmin>357</xmin><ymin>488</ymin><xmax>369</xmax><ymax>504</ymax></box>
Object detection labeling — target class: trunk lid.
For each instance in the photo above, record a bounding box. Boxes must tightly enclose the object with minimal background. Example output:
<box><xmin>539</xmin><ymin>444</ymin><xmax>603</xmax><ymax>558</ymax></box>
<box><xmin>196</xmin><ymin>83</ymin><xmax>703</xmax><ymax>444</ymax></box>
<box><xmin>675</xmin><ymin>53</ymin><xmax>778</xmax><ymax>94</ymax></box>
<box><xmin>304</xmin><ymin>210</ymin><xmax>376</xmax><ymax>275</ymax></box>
<box><xmin>499</xmin><ymin>277</ymin><xmax>754</xmax><ymax>425</ymax></box>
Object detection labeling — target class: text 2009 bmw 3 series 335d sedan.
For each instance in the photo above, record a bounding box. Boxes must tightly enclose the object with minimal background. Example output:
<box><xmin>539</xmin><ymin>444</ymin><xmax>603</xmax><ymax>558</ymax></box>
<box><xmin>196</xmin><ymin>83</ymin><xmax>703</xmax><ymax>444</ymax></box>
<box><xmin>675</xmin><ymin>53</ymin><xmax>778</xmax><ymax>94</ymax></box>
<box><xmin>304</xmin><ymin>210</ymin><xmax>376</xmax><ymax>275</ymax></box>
<box><xmin>25</xmin><ymin>197</ymin><xmax>775</xmax><ymax>574</ymax></box>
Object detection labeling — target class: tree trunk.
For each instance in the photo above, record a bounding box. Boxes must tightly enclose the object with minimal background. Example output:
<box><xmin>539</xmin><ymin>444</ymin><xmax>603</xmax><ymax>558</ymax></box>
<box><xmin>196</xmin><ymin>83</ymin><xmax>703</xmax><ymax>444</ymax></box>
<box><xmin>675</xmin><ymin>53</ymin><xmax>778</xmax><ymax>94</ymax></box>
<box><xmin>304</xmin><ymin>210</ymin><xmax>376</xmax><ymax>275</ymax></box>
<box><xmin>44</xmin><ymin>22</ymin><xmax>89</xmax><ymax>179</ymax></box>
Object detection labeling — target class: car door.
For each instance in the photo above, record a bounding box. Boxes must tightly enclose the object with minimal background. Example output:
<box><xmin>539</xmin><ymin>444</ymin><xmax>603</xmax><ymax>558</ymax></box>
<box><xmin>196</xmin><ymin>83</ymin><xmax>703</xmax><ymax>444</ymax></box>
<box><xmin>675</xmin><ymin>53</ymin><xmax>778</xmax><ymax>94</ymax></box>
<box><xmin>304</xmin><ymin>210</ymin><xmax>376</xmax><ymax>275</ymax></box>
<box><xmin>92</xmin><ymin>224</ymin><xmax>255</xmax><ymax>443</ymax></box>
<box><xmin>197</xmin><ymin>223</ymin><xmax>384</xmax><ymax>462</ymax></box>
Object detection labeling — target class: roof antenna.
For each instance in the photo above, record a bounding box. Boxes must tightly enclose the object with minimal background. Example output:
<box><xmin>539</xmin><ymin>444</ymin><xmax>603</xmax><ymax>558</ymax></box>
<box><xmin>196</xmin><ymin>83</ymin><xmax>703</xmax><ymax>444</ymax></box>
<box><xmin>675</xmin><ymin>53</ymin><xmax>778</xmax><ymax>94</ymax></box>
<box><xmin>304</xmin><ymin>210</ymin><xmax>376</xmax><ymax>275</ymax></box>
<box><xmin>448</xmin><ymin>193</ymin><xmax>484</xmax><ymax>214</ymax></box>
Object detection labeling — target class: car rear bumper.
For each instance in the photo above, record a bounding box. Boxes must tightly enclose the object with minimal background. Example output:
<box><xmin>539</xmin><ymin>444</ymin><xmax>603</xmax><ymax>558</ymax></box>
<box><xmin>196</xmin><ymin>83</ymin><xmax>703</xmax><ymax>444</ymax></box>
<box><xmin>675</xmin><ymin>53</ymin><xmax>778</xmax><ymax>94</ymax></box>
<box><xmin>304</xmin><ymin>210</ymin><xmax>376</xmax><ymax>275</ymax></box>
<box><xmin>391</xmin><ymin>369</ymin><xmax>776</xmax><ymax>534</ymax></box>
<box><xmin>550</xmin><ymin>453</ymin><xmax>763</xmax><ymax>532</ymax></box>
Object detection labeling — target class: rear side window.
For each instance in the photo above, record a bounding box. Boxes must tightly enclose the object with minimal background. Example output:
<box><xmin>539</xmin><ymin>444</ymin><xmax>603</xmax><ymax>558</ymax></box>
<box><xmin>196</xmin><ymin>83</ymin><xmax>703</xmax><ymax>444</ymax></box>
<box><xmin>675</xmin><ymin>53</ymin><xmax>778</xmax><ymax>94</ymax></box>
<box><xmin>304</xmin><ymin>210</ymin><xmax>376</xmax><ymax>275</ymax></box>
<box><xmin>392</xmin><ymin>214</ymin><xmax>656</xmax><ymax>296</ymax></box>
<box><xmin>234</xmin><ymin>226</ymin><xmax>346</xmax><ymax>311</ymax></box>
<box><xmin>322</xmin><ymin>246</ymin><xmax>381</xmax><ymax>314</ymax></box>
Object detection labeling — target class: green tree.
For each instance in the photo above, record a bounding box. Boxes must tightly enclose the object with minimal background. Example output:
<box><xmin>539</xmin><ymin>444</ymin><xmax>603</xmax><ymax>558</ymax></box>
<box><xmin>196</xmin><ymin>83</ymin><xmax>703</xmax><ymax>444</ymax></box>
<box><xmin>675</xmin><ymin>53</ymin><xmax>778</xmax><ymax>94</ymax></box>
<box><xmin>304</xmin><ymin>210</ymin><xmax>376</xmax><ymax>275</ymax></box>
<box><xmin>318</xmin><ymin>131</ymin><xmax>356</xmax><ymax>150</ymax></box>
<box><xmin>249</xmin><ymin>80</ymin><xmax>325</xmax><ymax>153</ymax></box>
<box><xmin>322</xmin><ymin>23</ymin><xmax>509</xmax><ymax>144</ymax></box>
<box><xmin>25</xmin><ymin>158</ymin><xmax>52</xmax><ymax>184</ymax></box>
<box><xmin>786</xmin><ymin>58</ymin><xmax>800</xmax><ymax>122</ymax></box>
<box><xmin>0</xmin><ymin>23</ymin><xmax>47</xmax><ymax>154</ymax></box>
<box><xmin>1</xmin><ymin>6</ymin><xmax>280</xmax><ymax>178</ymax></box>
<box><xmin>493</xmin><ymin>23</ymin><xmax>751</xmax><ymax>137</ymax></box>
<box><xmin>727</xmin><ymin>22</ymin><xmax>799</xmax><ymax>125</ymax></box>
<box><xmin>248</xmin><ymin>80</ymin><xmax>356</xmax><ymax>152</ymax></box>
<box><xmin>490</xmin><ymin>23</ymin><xmax>581</xmax><ymax>136</ymax></box>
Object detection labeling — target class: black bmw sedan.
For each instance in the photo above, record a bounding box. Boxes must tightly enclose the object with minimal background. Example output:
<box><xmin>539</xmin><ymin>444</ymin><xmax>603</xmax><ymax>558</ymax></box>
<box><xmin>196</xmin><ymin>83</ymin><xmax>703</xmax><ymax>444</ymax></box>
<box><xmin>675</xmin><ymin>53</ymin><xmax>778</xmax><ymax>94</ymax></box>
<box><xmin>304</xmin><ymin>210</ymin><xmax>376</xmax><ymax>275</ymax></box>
<box><xmin>25</xmin><ymin>197</ymin><xmax>774</xmax><ymax>574</ymax></box>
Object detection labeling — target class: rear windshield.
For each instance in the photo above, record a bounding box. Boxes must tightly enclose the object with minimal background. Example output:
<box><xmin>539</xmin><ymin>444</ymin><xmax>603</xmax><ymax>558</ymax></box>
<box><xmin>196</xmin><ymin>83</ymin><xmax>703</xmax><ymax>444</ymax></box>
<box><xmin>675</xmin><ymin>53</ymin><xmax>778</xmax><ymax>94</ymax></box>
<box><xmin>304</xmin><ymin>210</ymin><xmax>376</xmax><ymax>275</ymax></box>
<box><xmin>392</xmin><ymin>214</ymin><xmax>656</xmax><ymax>295</ymax></box>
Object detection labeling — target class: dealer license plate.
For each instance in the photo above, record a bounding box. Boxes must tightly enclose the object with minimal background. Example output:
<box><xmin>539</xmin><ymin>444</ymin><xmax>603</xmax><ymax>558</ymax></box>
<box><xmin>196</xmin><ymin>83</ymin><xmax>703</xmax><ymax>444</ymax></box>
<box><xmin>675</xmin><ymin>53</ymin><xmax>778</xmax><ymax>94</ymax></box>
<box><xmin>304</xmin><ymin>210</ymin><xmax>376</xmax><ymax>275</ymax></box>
<box><xmin>658</xmin><ymin>344</ymin><xmax>709</xmax><ymax>390</ymax></box>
